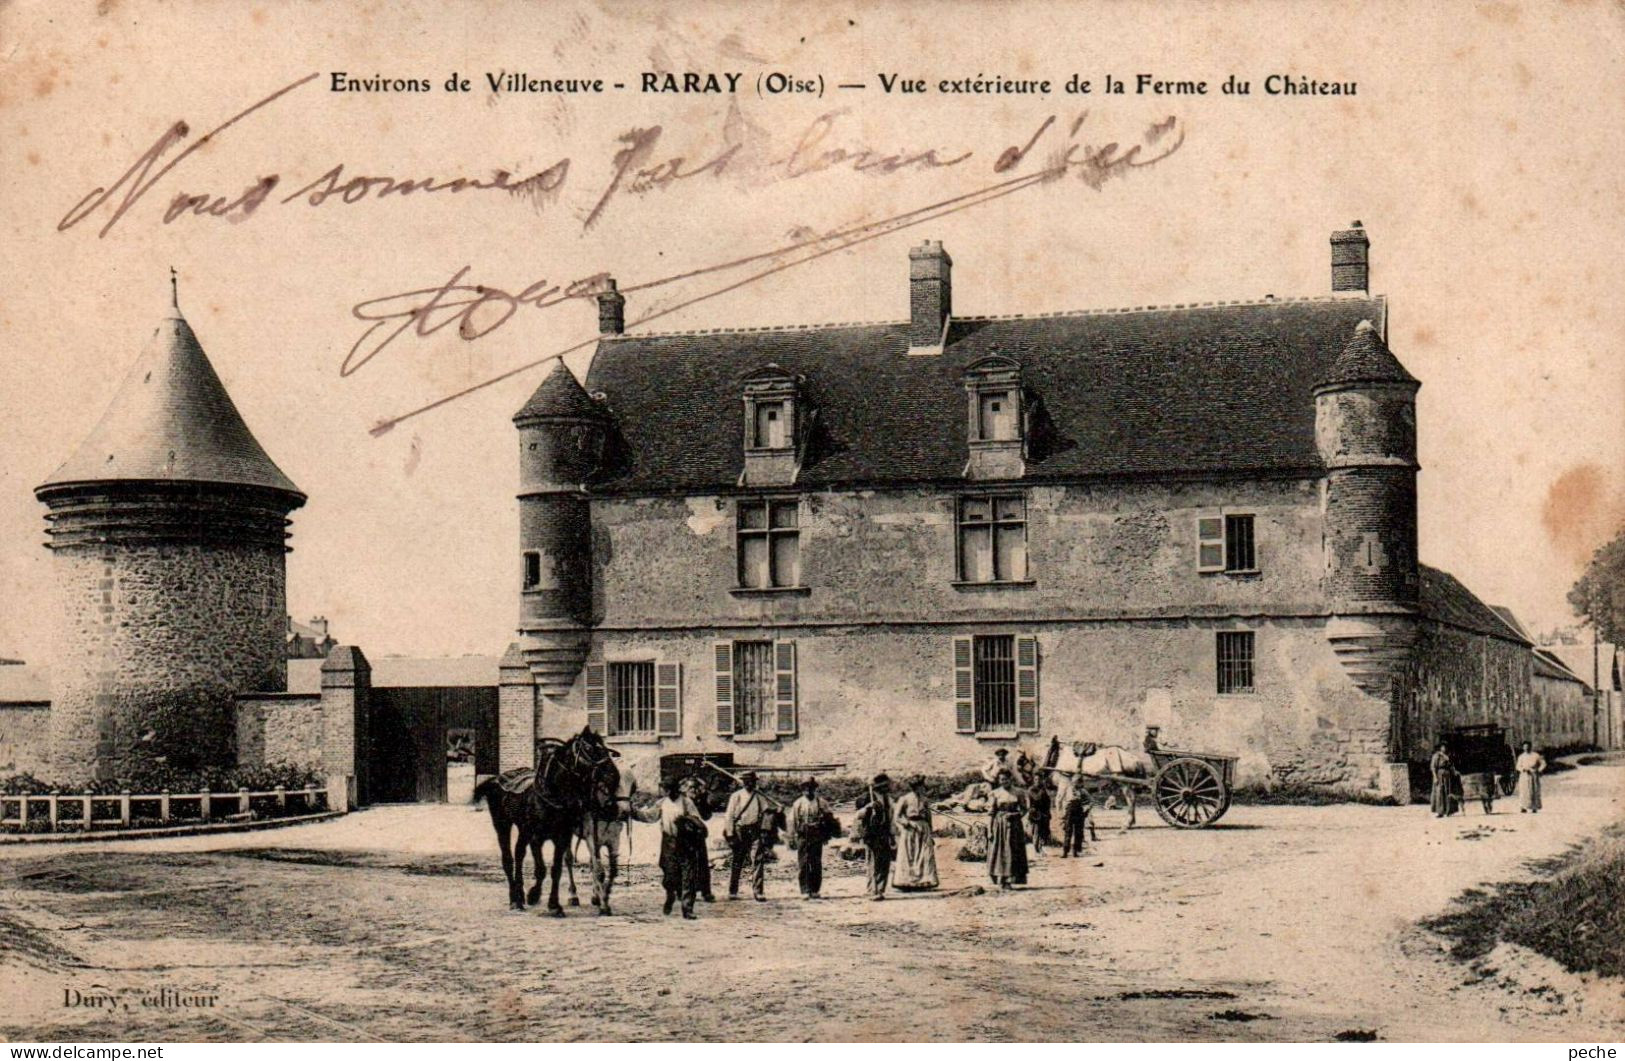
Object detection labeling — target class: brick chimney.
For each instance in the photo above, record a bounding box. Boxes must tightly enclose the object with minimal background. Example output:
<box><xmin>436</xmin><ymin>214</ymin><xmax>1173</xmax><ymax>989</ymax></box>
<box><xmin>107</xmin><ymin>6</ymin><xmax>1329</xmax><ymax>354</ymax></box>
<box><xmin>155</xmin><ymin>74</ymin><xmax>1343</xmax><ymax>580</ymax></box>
<box><xmin>597</xmin><ymin>278</ymin><xmax>625</xmax><ymax>335</ymax></box>
<box><xmin>1330</xmin><ymin>221</ymin><xmax>1369</xmax><ymax>294</ymax></box>
<box><xmin>909</xmin><ymin>241</ymin><xmax>952</xmax><ymax>348</ymax></box>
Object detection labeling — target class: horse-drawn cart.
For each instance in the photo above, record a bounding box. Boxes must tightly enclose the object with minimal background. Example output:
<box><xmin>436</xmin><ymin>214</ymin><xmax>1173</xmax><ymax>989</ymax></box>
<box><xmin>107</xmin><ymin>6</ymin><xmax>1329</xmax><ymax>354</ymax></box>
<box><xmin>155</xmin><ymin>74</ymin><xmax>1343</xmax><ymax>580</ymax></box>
<box><xmin>1085</xmin><ymin>747</ymin><xmax>1238</xmax><ymax>829</ymax></box>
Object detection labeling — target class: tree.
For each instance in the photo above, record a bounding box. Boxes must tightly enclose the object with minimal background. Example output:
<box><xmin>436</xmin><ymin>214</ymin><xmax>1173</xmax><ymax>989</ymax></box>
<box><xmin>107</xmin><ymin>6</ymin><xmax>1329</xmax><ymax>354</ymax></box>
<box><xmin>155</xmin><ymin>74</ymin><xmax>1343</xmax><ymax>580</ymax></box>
<box><xmin>1569</xmin><ymin>527</ymin><xmax>1625</xmax><ymax>645</ymax></box>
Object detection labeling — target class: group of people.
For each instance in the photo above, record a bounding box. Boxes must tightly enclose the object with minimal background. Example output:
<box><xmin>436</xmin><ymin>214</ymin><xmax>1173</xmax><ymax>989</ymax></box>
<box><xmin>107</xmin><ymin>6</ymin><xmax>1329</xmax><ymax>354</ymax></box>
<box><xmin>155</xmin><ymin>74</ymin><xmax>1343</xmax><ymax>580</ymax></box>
<box><xmin>1428</xmin><ymin>739</ymin><xmax>1549</xmax><ymax>818</ymax></box>
<box><xmin>640</xmin><ymin>756</ymin><xmax>1104</xmax><ymax>918</ymax></box>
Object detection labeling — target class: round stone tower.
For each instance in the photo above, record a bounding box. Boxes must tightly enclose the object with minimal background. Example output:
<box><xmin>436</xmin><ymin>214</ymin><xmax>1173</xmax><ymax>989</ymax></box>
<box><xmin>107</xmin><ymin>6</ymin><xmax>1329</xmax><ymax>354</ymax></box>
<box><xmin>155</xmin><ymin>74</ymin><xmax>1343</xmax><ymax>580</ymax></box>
<box><xmin>513</xmin><ymin>360</ymin><xmax>608</xmax><ymax>699</ymax></box>
<box><xmin>35</xmin><ymin>280</ymin><xmax>304</xmax><ymax>779</ymax></box>
<box><xmin>1315</xmin><ymin>318</ymin><xmax>1421</xmax><ymax>698</ymax></box>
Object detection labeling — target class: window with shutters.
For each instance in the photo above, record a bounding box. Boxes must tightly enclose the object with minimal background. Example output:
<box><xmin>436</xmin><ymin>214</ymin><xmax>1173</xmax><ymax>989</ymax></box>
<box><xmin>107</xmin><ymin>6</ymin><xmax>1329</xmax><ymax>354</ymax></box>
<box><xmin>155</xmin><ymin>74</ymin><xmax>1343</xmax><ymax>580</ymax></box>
<box><xmin>1196</xmin><ymin>512</ymin><xmax>1257</xmax><ymax>574</ymax></box>
<box><xmin>1216</xmin><ymin>631</ymin><xmax>1255</xmax><ymax>694</ymax></box>
<box><xmin>586</xmin><ymin>659</ymin><xmax>681</xmax><ymax>739</ymax></box>
<box><xmin>956</xmin><ymin>495</ymin><xmax>1028</xmax><ymax>583</ymax></box>
<box><xmin>737</xmin><ymin>499</ymin><xmax>801</xmax><ymax>589</ymax></box>
<box><xmin>953</xmin><ymin>634</ymin><xmax>1039</xmax><ymax>735</ymax></box>
<box><xmin>713</xmin><ymin>638</ymin><xmax>797</xmax><ymax>739</ymax></box>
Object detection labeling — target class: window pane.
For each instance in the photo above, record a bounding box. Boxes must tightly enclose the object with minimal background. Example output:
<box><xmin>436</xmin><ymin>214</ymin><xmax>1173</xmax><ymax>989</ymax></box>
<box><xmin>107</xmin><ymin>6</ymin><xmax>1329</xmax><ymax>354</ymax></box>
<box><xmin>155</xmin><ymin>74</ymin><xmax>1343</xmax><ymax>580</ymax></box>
<box><xmin>739</xmin><ymin>502</ymin><xmax>767</xmax><ymax>529</ymax></box>
<box><xmin>610</xmin><ymin>661</ymin><xmax>656</xmax><ymax>734</ymax></box>
<box><xmin>1199</xmin><ymin>543</ymin><xmax>1224</xmax><ymax>569</ymax></box>
<box><xmin>771</xmin><ymin>533</ymin><xmax>800</xmax><ymax>587</ymax></box>
<box><xmin>769</xmin><ymin>501</ymin><xmax>798</xmax><ymax>528</ymax></box>
<box><xmin>755</xmin><ymin>402</ymin><xmax>785</xmax><ymax>448</ymax></box>
<box><xmin>974</xmin><ymin>635</ymin><xmax>1017</xmax><ymax>730</ymax></box>
<box><xmin>733</xmin><ymin>641</ymin><xmax>774</xmax><ymax>735</ymax></box>
<box><xmin>1225</xmin><ymin>514</ymin><xmax>1255</xmax><ymax>571</ymax></box>
<box><xmin>740</xmin><ymin>534</ymin><xmax>770</xmax><ymax>588</ymax></box>
<box><xmin>994</xmin><ymin>496</ymin><xmax>1025</xmax><ymax>522</ymax></box>
<box><xmin>980</xmin><ymin>391</ymin><xmax>1017</xmax><ymax>441</ymax></box>
<box><xmin>961</xmin><ymin>525</ymin><xmax>993</xmax><ymax>582</ymax></box>
<box><xmin>960</xmin><ymin>497</ymin><xmax>991</xmax><ymax>523</ymax></box>
<box><xmin>995</xmin><ymin>524</ymin><xmax>1027</xmax><ymax>581</ymax></box>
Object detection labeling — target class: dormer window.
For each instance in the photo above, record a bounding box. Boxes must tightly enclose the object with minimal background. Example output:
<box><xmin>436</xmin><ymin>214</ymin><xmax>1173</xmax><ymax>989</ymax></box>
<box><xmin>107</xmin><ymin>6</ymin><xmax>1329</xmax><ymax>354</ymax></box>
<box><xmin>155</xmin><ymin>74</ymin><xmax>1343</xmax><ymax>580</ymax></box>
<box><xmin>962</xmin><ymin>354</ymin><xmax>1025</xmax><ymax>480</ymax></box>
<box><xmin>740</xmin><ymin>364</ymin><xmax>807</xmax><ymax>487</ymax></box>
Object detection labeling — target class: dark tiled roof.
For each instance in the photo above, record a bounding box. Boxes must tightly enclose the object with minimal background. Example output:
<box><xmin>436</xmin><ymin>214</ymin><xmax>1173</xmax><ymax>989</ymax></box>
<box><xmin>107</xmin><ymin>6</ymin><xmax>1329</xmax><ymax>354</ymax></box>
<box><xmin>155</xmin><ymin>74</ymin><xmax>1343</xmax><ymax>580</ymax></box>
<box><xmin>1489</xmin><ymin>605</ymin><xmax>1531</xmax><ymax>641</ymax></box>
<box><xmin>1320</xmin><ymin>319</ymin><xmax>1417</xmax><ymax>387</ymax></box>
<box><xmin>1419</xmin><ymin>565</ymin><xmax>1531</xmax><ymax>644</ymax></box>
<box><xmin>39</xmin><ymin>311</ymin><xmax>301</xmax><ymax>497</ymax></box>
<box><xmin>584</xmin><ymin>296</ymin><xmax>1389</xmax><ymax>492</ymax></box>
<box><xmin>287</xmin><ymin>656</ymin><xmax>501</xmax><ymax>694</ymax></box>
<box><xmin>515</xmin><ymin>361</ymin><xmax>607</xmax><ymax>422</ymax></box>
<box><xmin>1532</xmin><ymin>649</ymin><xmax>1588</xmax><ymax>687</ymax></box>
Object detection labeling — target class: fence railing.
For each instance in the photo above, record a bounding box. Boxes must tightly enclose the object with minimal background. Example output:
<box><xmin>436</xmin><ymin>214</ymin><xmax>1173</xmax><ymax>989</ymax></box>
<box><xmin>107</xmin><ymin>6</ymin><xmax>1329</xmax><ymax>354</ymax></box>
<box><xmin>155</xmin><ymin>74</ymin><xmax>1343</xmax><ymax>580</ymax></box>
<box><xmin>0</xmin><ymin>784</ymin><xmax>333</xmax><ymax>833</ymax></box>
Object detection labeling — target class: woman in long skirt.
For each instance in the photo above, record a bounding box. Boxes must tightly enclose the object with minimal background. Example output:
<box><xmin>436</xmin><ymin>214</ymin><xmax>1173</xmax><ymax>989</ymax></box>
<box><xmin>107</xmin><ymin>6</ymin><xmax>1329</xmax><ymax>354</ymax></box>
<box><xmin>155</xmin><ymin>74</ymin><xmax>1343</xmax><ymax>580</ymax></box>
<box><xmin>1429</xmin><ymin>743</ymin><xmax>1456</xmax><ymax>818</ymax></box>
<box><xmin>893</xmin><ymin>775</ymin><xmax>939</xmax><ymax>890</ymax></box>
<box><xmin>1515</xmin><ymin>741</ymin><xmax>1546</xmax><ymax>813</ymax></box>
<box><xmin>986</xmin><ymin>769</ymin><xmax>1029</xmax><ymax>890</ymax></box>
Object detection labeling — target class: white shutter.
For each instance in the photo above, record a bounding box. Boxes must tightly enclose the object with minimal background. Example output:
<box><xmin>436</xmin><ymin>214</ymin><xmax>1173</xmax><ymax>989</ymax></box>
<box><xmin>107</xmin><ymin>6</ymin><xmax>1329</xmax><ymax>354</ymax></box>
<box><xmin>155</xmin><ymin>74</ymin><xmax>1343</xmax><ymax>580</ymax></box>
<box><xmin>774</xmin><ymin>641</ymin><xmax>798</xmax><ymax>736</ymax></box>
<box><xmin>1016</xmin><ymin>635</ymin><xmax>1039</xmax><ymax>733</ymax></box>
<box><xmin>953</xmin><ymin>637</ymin><xmax>975</xmax><ymax>733</ymax></box>
<box><xmin>585</xmin><ymin>663</ymin><xmax>607</xmax><ymax>735</ymax></box>
<box><xmin>714</xmin><ymin>642</ymin><xmax>735</xmax><ymax>736</ymax></box>
<box><xmin>656</xmin><ymin>662</ymin><xmax>682</xmax><ymax>737</ymax></box>
<box><xmin>1196</xmin><ymin>516</ymin><xmax>1225</xmax><ymax>572</ymax></box>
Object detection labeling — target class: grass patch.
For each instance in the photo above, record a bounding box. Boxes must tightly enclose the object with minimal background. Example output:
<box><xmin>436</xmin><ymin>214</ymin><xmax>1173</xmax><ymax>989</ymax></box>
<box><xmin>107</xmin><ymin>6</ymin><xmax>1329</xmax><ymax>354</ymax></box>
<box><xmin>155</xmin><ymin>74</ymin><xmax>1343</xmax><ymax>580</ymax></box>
<box><xmin>1422</xmin><ymin>822</ymin><xmax>1625</xmax><ymax>978</ymax></box>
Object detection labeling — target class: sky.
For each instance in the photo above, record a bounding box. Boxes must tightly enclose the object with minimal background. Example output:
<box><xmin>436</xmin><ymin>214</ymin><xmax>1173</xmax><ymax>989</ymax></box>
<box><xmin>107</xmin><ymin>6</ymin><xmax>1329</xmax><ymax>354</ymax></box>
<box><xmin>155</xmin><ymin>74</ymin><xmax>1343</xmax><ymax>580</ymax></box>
<box><xmin>1</xmin><ymin>0</ymin><xmax>1621</xmax><ymax>665</ymax></box>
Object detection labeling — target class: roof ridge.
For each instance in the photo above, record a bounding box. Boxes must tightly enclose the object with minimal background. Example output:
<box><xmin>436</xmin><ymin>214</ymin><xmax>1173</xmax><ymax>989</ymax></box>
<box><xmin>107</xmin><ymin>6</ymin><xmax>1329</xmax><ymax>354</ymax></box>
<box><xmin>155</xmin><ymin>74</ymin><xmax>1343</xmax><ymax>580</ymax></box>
<box><xmin>601</xmin><ymin>292</ymin><xmax>1386</xmax><ymax>341</ymax></box>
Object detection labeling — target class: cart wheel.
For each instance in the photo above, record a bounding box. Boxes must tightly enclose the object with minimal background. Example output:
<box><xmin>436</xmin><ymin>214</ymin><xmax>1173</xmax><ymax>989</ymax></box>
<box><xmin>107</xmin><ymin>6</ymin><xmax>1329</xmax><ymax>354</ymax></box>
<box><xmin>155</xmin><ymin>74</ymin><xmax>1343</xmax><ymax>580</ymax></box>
<box><xmin>1152</xmin><ymin>757</ymin><xmax>1230</xmax><ymax>828</ymax></box>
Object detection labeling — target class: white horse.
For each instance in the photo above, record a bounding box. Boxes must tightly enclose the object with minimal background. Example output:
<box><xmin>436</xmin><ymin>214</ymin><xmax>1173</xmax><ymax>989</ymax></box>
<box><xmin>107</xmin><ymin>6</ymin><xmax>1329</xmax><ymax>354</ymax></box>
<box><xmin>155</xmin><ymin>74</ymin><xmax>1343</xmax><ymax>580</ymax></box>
<box><xmin>1056</xmin><ymin>742</ymin><xmax>1153</xmax><ymax>829</ymax></box>
<box><xmin>564</xmin><ymin>761</ymin><xmax>637</xmax><ymax>914</ymax></box>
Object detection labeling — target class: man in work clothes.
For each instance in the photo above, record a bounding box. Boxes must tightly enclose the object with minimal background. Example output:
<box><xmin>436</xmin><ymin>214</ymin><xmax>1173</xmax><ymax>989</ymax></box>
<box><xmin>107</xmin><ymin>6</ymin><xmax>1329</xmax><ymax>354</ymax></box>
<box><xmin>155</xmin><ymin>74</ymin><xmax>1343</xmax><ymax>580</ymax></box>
<box><xmin>681</xmin><ymin>775</ymin><xmax>718</xmax><ymax>903</ymax></box>
<box><xmin>854</xmin><ymin>773</ymin><xmax>896</xmax><ymax>901</ymax></box>
<box><xmin>786</xmin><ymin>777</ymin><xmax>835</xmax><ymax>899</ymax></box>
<box><xmin>723</xmin><ymin>770</ymin><xmax>770</xmax><ymax>901</ymax></box>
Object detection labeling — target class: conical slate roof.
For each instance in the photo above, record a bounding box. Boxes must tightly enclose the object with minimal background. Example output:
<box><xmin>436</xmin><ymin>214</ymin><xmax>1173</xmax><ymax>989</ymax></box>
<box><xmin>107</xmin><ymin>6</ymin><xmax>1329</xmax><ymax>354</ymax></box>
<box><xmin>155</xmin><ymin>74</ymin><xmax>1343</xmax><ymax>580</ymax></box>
<box><xmin>38</xmin><ymin>299</ymin><xmax>302</xmax><ymax>497</ymax></box>
<box><xmin>513</xmin><ymin>360</ymin><xmax>606</xmax><ymax>422</ymax></box>
<box><xmin>1320</xmin><ymin>319</ymin><xmax>1417</xmax><ymax>387</ymax></box>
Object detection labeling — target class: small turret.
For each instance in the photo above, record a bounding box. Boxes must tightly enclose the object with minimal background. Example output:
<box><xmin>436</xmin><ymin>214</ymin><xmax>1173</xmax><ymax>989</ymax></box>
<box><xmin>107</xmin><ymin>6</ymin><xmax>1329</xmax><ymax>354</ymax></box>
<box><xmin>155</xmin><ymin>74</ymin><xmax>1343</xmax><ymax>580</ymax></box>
<box><xmin>513</xmin><ymin>361</ymin><xmax>609</xmax><ymax>699</ymax></box>
<box><xmin>1315</xmin><ymin>318</ymin><xmax>1420</xmax><ymax>698</ymax></box>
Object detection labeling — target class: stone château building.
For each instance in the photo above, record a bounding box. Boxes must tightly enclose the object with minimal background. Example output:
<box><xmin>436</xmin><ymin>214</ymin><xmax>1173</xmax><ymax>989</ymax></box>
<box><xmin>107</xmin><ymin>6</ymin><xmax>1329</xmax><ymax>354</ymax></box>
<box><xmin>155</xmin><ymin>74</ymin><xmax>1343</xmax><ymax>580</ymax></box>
<box><xmin>504</xmin><ymin>223</ymin><xmax>1556</xmax><ymax>793</ymax></box>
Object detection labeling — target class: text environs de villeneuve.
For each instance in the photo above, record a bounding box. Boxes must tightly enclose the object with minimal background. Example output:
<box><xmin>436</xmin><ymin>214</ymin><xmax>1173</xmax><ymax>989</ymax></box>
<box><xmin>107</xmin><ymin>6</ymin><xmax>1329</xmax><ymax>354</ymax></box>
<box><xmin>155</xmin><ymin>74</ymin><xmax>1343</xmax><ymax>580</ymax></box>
<box><xmin>327</xmin><ymin>71</ymin><xmax>1358</xmax><ymax>98</ymax></box>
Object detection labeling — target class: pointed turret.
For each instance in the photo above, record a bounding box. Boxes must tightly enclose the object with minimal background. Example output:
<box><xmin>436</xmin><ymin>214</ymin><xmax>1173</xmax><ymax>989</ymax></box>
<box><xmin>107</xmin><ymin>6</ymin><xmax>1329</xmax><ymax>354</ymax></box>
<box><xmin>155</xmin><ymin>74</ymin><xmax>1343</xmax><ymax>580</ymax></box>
<box><xmin>513</xmin><ymin>361</ymin><xmax>609</xmax><ymax>701</ymax></box>
<box><xmin>39</xmin><ymin>285</ymin><xmax>302</xmax><ymax>499</ymax></box>
<box><xmin>35</xmin><ymin>280</ymin><xmax>304</xmax><ymax>780</ymax></box>
<box><xmin>1319</xmin><ymin>319</ymin><xmax>1417</xmax><ymax>389</ymax></box>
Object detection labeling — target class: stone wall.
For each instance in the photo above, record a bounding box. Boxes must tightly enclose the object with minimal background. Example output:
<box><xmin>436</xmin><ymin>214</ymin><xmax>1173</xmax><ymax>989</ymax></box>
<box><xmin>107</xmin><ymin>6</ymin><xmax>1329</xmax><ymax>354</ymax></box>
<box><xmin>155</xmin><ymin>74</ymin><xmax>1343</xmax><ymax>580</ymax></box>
<box><xmin>558</xmin><ymin>477</ymin><xmax>1401</xmax><ymax>790</ymax></box>
<box><xmin>0</xmin><ymin>704</ymin><xmax>50</xmax><ymax>776</ymax></box>
<box><xmin>1405</xmin><ymin>622</ymin><xmax>1534</xmax><ymax>757</ymax></box>
<box><xmin>235</xmin><ymin>693</ymin><xmax>324</xmax><ymax>771</ymax></box>
<box><xmin>591</xmin><ymin>478</ymin><xmax>1328</xmax><ymax>627</ymax></box>
<box><xmin>544</xmin><ymin>617</ymin><xmax>1389</xmax><ymax>792</ymax></box>
<box><xmin>48</xmin><ymin>539</ymin><xmax>288</xmax><ymax>779</ymax></box>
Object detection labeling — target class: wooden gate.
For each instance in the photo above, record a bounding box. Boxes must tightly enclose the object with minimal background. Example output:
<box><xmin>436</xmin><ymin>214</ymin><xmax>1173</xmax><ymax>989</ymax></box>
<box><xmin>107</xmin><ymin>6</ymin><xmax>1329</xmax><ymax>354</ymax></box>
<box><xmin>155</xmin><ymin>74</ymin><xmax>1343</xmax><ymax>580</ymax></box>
<box><xmin>366</xmin><ymin>686</ymin><xmax>499</xmax><ymax>803</ymax></box>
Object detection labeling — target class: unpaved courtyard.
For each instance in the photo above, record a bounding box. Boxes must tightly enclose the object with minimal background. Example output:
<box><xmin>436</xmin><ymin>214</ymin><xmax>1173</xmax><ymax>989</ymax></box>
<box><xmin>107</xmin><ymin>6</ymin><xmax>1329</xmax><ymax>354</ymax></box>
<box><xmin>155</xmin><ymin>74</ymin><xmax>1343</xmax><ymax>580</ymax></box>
<box><xmin>0</xmin><ymin>762</ymin><xmax>1620</xmax><ymax>1042</ymax></box>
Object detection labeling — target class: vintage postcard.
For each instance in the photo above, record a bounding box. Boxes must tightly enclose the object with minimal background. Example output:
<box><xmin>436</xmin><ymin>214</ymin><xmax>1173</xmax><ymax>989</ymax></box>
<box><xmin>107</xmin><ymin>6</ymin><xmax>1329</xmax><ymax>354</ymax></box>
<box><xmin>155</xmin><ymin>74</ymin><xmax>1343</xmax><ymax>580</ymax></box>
<box><xmin>0</xmin><ymin>0</ymin><xmax>1621</xmax><ymax>1046</ymax></box>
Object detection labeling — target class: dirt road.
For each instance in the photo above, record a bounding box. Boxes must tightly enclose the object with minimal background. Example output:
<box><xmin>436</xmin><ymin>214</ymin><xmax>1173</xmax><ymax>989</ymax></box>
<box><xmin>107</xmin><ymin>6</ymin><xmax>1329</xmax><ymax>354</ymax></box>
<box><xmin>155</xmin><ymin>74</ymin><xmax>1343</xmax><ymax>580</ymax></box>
<box><xmin>0</xmin><ymin>762</ymin><xmax>1619</xmax><ymax>1042</ymax></box>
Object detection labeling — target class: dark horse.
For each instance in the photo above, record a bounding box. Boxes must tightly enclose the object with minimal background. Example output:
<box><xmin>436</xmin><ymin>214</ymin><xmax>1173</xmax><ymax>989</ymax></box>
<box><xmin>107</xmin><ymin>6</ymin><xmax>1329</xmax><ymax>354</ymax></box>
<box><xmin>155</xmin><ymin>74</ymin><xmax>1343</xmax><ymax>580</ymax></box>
<box><xmin>473</xmin><ymin>727</ymin><xmax>621</xmax><ymax>915</ymax></box>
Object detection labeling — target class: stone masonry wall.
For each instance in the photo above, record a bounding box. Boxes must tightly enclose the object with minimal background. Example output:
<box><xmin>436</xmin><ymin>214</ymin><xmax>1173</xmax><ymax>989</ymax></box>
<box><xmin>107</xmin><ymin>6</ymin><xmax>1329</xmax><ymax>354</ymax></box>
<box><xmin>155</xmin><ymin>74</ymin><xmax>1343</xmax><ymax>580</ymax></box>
<box><xmin>544</xmin><ymin>620</ymin><xmax>1389</xmax><ymax>792</ymax></box>
<box><xmin>50</xmin><ymin>541</ymin><xmax>288</xmax><ymax>779</ymax></box>
<box><xmin>0</xmin><ymin>704</ymin><xmax>50</xmax><ymax>776</ymax></box>
<box><xmin>235</xmin><ymin>694</ymin><xmax>324</xmax><ymax>771</ymax></box>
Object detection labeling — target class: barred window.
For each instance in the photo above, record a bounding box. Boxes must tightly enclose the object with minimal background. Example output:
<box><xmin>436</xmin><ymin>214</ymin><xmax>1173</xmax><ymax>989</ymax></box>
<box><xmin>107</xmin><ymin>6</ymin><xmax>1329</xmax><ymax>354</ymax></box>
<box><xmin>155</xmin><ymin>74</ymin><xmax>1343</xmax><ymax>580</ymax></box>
<box><xmin>974</xmin><ymin>634</ymin><xmax>1017</xmax><ymax>731</ymax></box>
<box><xmin>1224</xmin><ymin>514</ymin><xmax>1256</xmax><ymax>572</ymax></box>
<box><xmin>957</xmin><ymin>495</ymin><xmax>1027</xmax><ymax>583</ymax></box>
<box><xmin>737</xmin><ymin>499</ymin><xmax>801</xmax><ymax>588</ymax></box>
<box><xmin>1216</xmin><ymin>631</ymin><xmax>1255</xmax><ymax>694</ymax></box>
<box><xmin>609</xmin><ymin>661</ymin><xmax>656</xmax><ymax>735</ymax></box>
